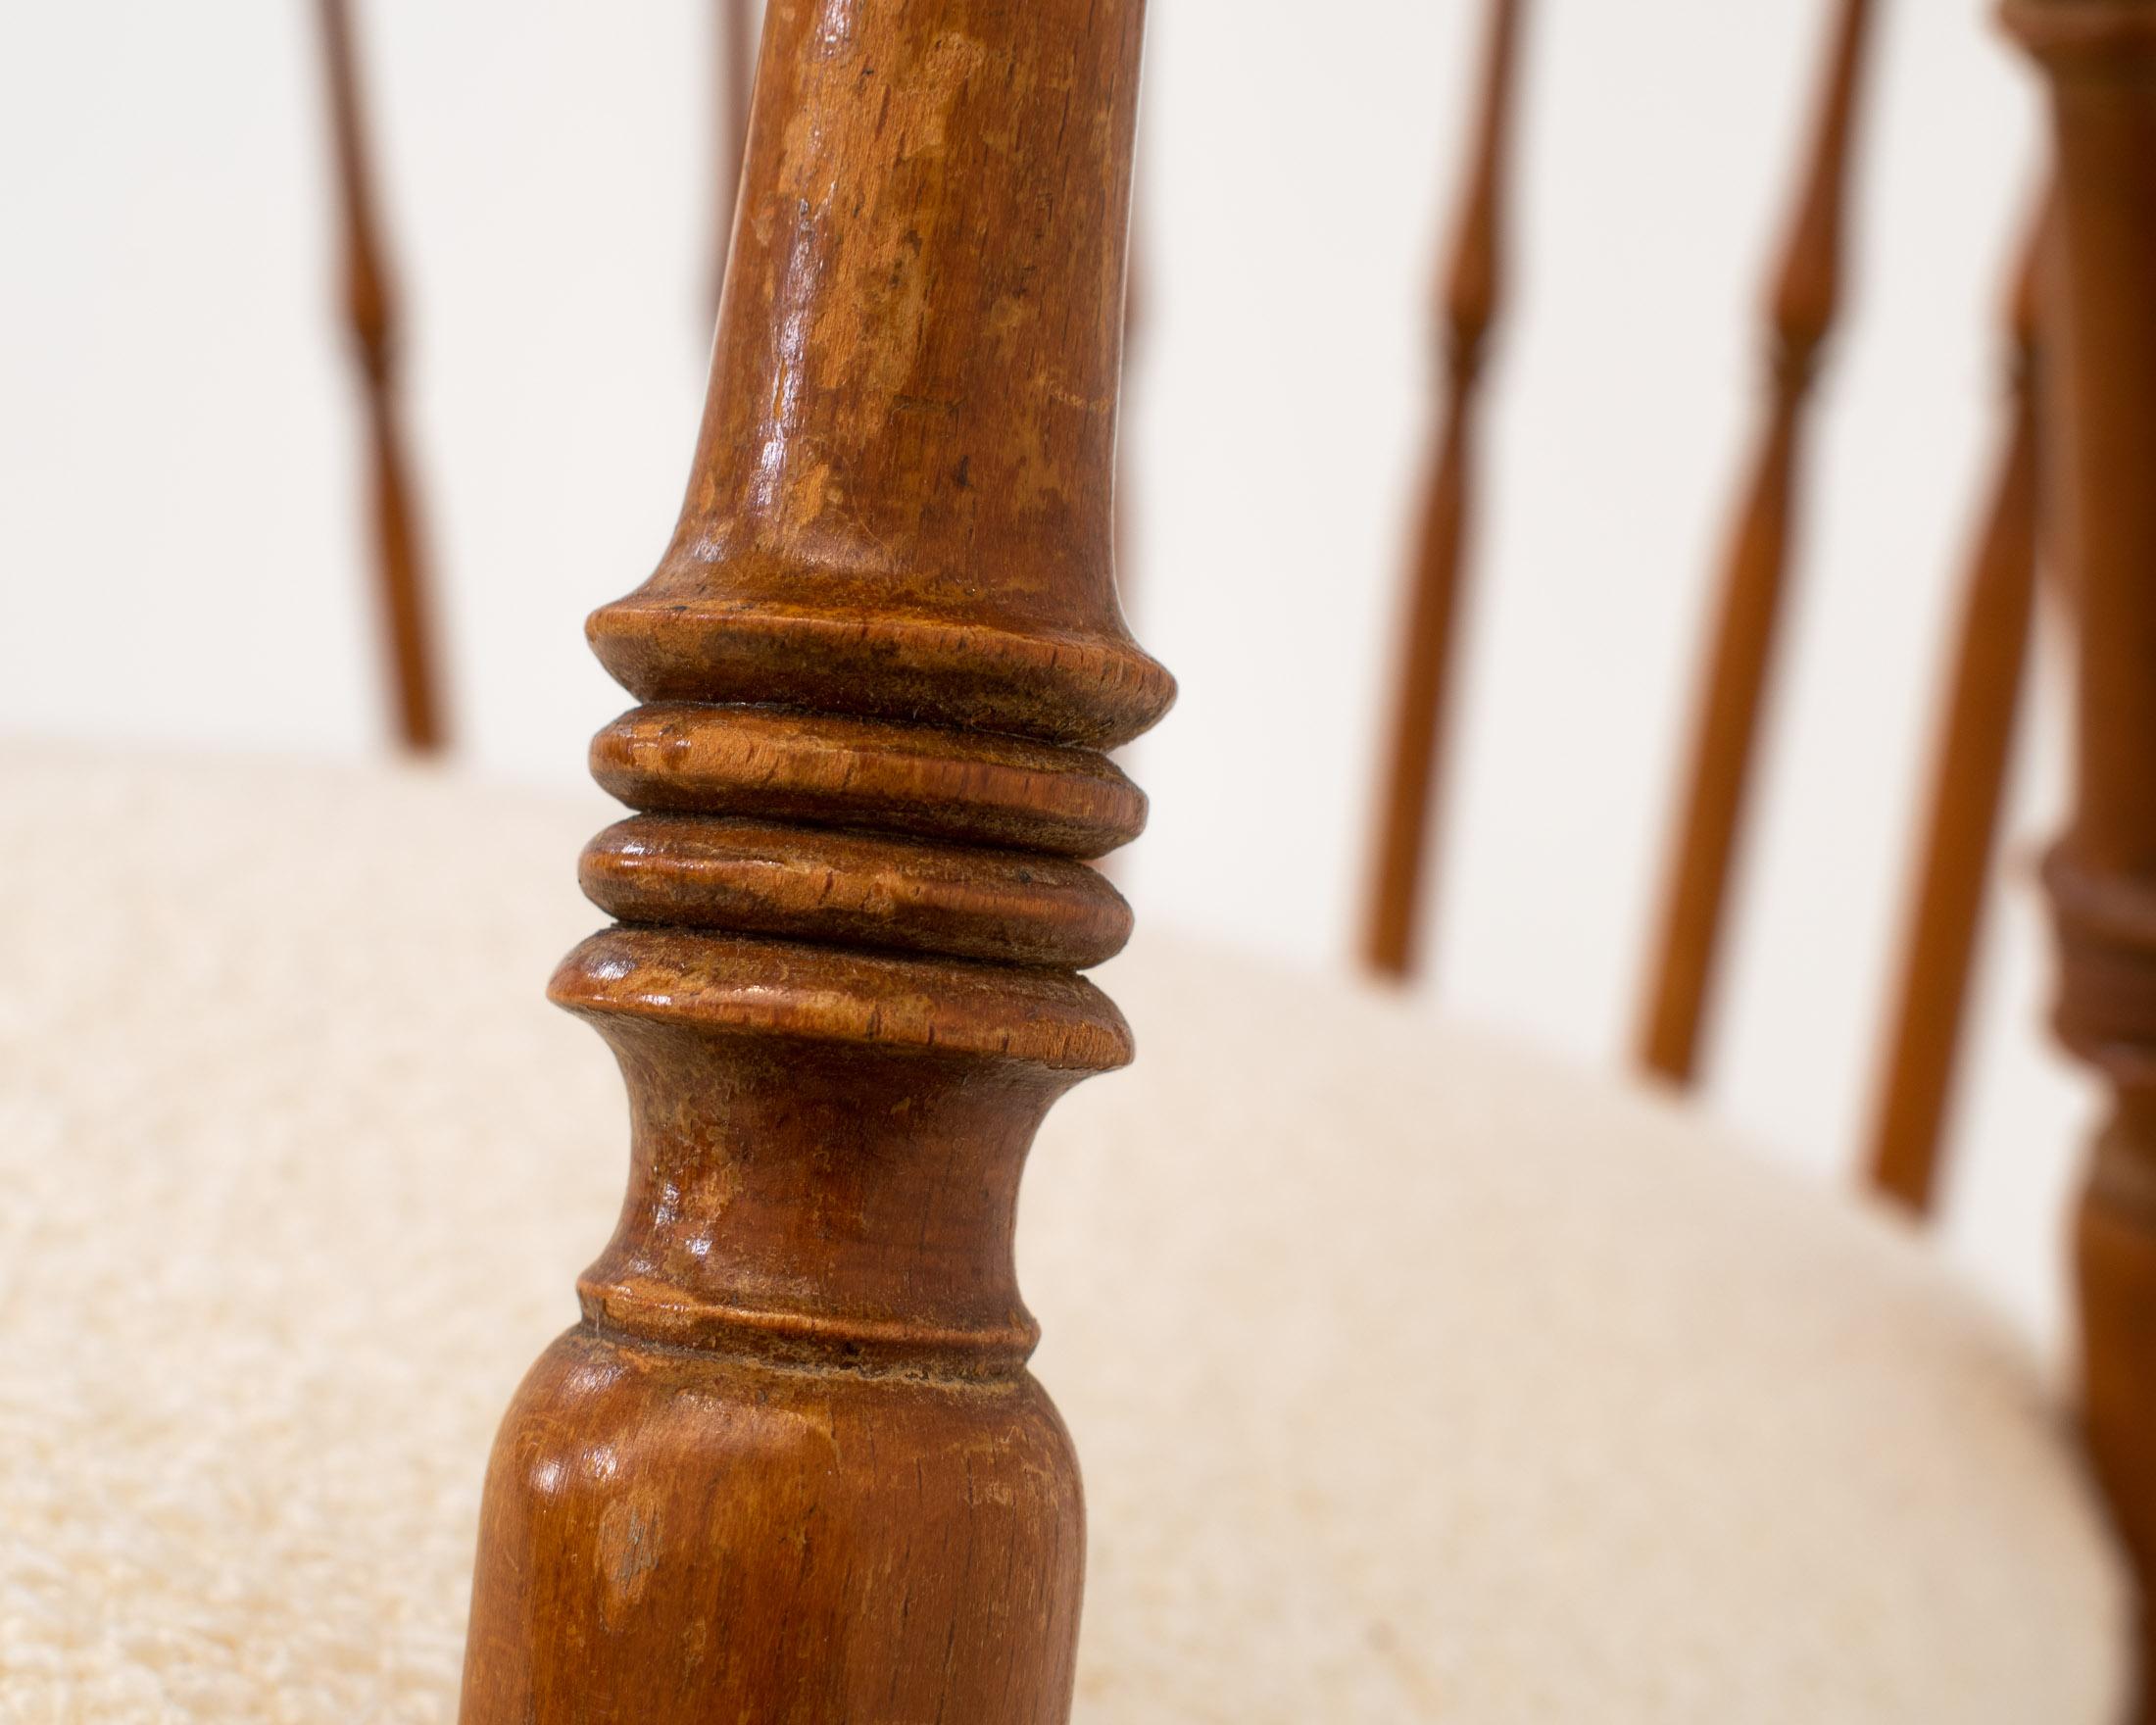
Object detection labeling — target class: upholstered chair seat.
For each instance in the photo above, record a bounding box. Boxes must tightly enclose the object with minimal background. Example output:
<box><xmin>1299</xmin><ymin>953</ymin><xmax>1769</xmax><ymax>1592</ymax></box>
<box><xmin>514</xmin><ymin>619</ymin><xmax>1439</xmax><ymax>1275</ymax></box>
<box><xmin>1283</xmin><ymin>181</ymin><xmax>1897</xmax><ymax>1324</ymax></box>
<box><xmin>0</xmin><ymin>749</ymin><xmax>2129</xmax><ymax>1722</ymax></box>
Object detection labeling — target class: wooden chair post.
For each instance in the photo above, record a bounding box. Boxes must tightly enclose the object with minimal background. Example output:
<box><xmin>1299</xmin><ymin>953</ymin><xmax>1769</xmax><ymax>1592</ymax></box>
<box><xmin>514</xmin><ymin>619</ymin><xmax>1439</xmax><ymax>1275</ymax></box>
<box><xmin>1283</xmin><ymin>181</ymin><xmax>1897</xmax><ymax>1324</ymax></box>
<box><xmin>457</xmin><ymin>3</ymin><xmax>1169</xmax><ymax>1720</ymax></box>
<box><xmin>1864</xmin><ymin>203</ymin><xmax>2047</xmax><ymax>1213</ymax></box>
<box><xmin>1362</xmin><ymin>0</ymin><xmax>1529</xmax><ymax>979</ymax></box>
<box><xmin>2009</xmin><ymin>2</ymin><xmax>2156</xmax><ymax>1710</ymax></box>
<box><xmin>315</xmin><ymin>0</ymin><xmax>446</xmax><ymax>753</ymax></box>
<box><xmin>1636</xmin><ymin>0</ymin><xmax>1879</xmax><ymax>1080</ymax></box>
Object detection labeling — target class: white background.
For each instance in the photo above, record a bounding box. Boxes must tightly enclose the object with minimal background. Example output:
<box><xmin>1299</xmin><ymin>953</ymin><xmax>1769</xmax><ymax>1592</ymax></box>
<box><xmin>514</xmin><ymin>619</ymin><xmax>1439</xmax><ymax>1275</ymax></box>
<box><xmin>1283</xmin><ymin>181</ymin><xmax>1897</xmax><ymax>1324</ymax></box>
<box><xmin>0</xmin><ymin>1</ymin><xmax>2086</xmax><ymax>1350</ymax></box>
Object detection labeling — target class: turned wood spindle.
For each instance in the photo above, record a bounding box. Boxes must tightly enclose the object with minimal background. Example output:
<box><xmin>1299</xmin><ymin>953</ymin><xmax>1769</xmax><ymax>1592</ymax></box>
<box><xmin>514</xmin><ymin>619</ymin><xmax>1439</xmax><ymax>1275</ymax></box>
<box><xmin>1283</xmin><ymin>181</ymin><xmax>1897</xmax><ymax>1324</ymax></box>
<box><xmin>314</xmin><ymin>0</ymin><xmax>446</xmax><ymax>754</ymax></box>
<box><xmin>1363</xmin><ymin>0</ymin><xmax>1530</xmax><ymax>979</ymax></box>
<box><xmin>458</xmin><ymin>3</ymin><xmax>1168</xmax><ymax>1720</ymax></box>
<box><xmin>708</xmin><ymin>0</ymin><xmax>757</xmax><ymax>320</ymax></box>
<box><xmin>1637</xmin><ymin>0</ymin><xmax>1879</xmax><ymax>1079</ymax></box>
<box><xmin>1864</xmin><ymin>201</ymin><xmax>2049</xmax><ymax>1213</ymax></box>
<box><xmin>2009</xmin><ymin>3</ymin><xmax>2156</xmax><ymax>1714</ymax></box>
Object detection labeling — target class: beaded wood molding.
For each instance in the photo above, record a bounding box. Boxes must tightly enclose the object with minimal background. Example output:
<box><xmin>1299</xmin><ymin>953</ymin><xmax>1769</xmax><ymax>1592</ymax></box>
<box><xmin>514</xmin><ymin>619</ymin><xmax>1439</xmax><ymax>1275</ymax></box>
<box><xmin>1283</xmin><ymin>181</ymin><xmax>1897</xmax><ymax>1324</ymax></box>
<box><xmin>458</xmin><ymin>2</ymin><xmax>1168</xmax><ymax>1718</ymax></box>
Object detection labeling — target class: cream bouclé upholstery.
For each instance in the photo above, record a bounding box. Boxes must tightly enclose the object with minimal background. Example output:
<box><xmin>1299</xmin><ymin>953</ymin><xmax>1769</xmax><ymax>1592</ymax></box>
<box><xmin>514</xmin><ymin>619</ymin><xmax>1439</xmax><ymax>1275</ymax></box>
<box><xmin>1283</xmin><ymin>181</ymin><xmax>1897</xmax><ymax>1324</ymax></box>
<box><xmin>0</xmin><ymin>747</ymin><xmax>2131</xmax><ymax>1722</ymax></box>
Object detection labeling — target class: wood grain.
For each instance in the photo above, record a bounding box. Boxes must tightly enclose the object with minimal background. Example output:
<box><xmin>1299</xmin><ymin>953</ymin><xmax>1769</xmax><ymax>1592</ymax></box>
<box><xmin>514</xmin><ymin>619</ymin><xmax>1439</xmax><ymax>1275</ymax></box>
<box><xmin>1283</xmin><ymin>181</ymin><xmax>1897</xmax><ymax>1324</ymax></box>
<box><xmin>1864</xmin><ymin>204</ymin><xmax>2047</xmax><ymax>1213</ymax></box>
<box><xmin>2009</xmin><ymin>1</ymin><xmax>2156</xmax><ymax>1713</ymax></box>
<box><xmin>1362</xmin><ymin>0</ymin><xmax>1529</xmax><ymax>979</ymax></box>
<box><xmin>315</xmin><ymin>0</ymin><xmax>446</xmax><ymax>753</ymax></box>
<box><xmin>458</xmin><ymin>2</ymin><xmax>1165</xmax><ymax>1719</ymax></box>
<box><xmin>1636</xmin><ymin>0</ymin><xmax>1879</xmax><ymax>1080</ymax></box>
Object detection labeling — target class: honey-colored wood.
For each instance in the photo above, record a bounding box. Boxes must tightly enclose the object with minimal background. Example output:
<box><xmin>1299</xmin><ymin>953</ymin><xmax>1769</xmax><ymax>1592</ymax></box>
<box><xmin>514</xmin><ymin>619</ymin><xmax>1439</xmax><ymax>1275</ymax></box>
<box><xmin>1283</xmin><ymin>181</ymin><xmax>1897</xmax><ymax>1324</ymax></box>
<box><xmin>457</xmin><ymin>2</ymin><xmax>1167</xmax><ymax>1719</ymax></box>
<box><xmin>1362</xmin><ymin>0</ymin><xmax>1529</xmax><ymax>979</ymax></box>
<box><xmin>1637</xmin><ymin>0</ymin><xmax>1879</xmax><ymax>1079</ymax></box>
<box><xmin>1863</xmin><ymin>205</ymin><xmax>2048</xmax><ymax>1214</ymax></box>
<box><xmin>708</xmin><ymin>0</ymin><xmax>756</xmax><ymax>320</ymax></box>
<box><xmin>315</xmin><ymin>0</ymin><xmax>446</xmax><ymax>754</ymax></box>
<box><xmin>2009</xmin><ymin>3</ymin><xmax>2156</xmax><ymax>1711</ymax></box>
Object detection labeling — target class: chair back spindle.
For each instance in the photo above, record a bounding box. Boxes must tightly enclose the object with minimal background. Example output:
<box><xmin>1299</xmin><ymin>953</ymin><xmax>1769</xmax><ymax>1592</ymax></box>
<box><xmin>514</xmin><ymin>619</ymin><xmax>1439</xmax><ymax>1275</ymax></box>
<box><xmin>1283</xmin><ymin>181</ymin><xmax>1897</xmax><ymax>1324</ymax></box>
<box><xmin>709</xmin><ymin>0</ymin><xmax>757</xmax><ymax>317</ymax></box>
<box><xmin>2014</xmin><ymin>2</ymin><xmax>2156</xmax><ymax>1705</ymax></box>
<box><xmin>314</xmin><ymin>0</ymin><xmax>446</xmax><ymax>753</ymax></box>
<box><xmin>1864</xmin><ymin>202</ymin><xmax>2048</xmax><ymax>1213</ymax></box>
<box><xmin>456</xmin><ymin>3</ymin><xmax>1168</xmax><ymax>1718</ymax></box>
<box><xmin>1363</xmin><ymin>0</ymin><xmax>1530</xmax><ymax>978</ymax></box>
<box><xmin>1637</xmin><ymin>0</ymin><xmax>1879</xmax><ymax>1080</ymax></box>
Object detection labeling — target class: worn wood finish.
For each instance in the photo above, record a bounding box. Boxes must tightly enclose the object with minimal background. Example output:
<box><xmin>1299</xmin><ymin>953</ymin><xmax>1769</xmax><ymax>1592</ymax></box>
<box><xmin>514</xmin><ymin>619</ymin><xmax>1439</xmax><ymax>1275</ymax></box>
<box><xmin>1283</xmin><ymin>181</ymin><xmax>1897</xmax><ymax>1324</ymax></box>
<box><xmin>708</xmin><ymin>0</ymin><xmax>756</xmax><ymax>319</ymax></box>
<box><xmin>2010</xmin><ymin>2</ymin><xmax>2156</xmax><ymax>1712</ymax></box>
<box><xmin>1362</xmin><ymin>0</ymin><xmax>1529</xmax><ymax>979</ymax></box>
<box><xmin>1637</xmin><ymin>0</ymin><xmax>1878</xmax><ymax>1079</ymax></box>
<box><xmin>315</xmin><ymin>0</ymin><xmax>446</xmax><ymax>753</ymax></box>
<box><xmin>458</xmin><ymin>2</ymin><xmax>1167</xmax><ymax>1719</ymax></box>
<box><xmin>1864</xmin><ymin>207</ymin><xmax>2048</xmax><ymax>1214</ymax></box>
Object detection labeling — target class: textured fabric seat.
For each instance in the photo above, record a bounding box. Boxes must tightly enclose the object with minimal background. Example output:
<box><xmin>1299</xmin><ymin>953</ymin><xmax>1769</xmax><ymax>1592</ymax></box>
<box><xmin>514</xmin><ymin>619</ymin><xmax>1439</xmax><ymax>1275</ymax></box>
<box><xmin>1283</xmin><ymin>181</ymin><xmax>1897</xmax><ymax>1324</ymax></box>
<box><xmin>0</xmin><ymin>747</ymin><xmax>2129</xmax><ymax>1723</ymax></box>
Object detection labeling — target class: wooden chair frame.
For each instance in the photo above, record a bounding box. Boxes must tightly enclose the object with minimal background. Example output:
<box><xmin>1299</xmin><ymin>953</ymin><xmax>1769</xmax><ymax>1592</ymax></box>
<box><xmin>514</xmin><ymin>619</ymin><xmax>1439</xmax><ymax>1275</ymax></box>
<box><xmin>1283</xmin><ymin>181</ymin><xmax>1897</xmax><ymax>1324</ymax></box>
<box><xmin>335</xmin><ymin>0</ymin><xmax>2153</xmax><ymax>1716</ymax></box>
<box><xmin>1366</xmin><ymin>0</ymin><xmax>2053</xmax><ymax>1220</ymax></box>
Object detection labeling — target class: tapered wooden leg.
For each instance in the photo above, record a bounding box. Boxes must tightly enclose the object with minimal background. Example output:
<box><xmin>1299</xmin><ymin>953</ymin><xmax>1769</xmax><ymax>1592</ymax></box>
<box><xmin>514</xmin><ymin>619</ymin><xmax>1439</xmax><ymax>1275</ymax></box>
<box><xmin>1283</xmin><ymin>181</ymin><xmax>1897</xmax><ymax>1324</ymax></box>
<box><xmin>2008</xmin><ymin>3</ymin><xmax>2156</xmax><ymax>1712</ymax></box>
<box><xmin>457</xmin><ymin>4</ymin><xmax>1169</xmax><ymax>1720</ymax></box>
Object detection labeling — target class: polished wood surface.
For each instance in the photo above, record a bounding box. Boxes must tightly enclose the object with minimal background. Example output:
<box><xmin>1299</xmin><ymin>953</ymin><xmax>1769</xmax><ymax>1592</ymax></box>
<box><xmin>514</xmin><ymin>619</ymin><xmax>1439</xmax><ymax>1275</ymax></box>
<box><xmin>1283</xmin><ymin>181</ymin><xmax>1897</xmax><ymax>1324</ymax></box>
<box><xmin>315</xmin><ymin>0</ymin><xmax>446</xmax><ymax>753</ymax></box>
<box><xmin>1864</xmin><ymin>206</ymin><xmax>2047</xmax><ymax>1213</ymax></box>
<box><xmin>1363</xmin><ymin>0</ymin><xmax>1529</xmax><ymax>979</ymax></box>
<box><xmin>2011</xmin><ymin>0</ymin><xmax>2156</xmax><ymax>1711</ymax></box>
<box><xmin>1637</xmin><ymin>0</ymin><xmax>1879</xmax><ymax>1080</ymax></box>
<box><xmin>458</xmin><ymin>1</ymin><xmax>1166</xmax><ymax>1718</ymax></box>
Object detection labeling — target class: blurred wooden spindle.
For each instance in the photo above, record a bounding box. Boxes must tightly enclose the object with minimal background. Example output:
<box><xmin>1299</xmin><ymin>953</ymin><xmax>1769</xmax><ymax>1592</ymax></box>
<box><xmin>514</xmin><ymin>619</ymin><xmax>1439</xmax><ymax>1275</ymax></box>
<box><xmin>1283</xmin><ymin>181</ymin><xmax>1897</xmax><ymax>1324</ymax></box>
<box><xmin>2009</xmin><ymin>1</ymin><xmax>2156</xmax><ymax>1705</ymax></box>
<box><xmin>1362</xmin><ymin>0</ymin><xmax>1530</xmax><ymax>979</ymax></box>
<box><xmin>1864</xmin><ymin>200</ymin><xmax>2048</xmax><ymax>1214</ymax></box>
<box><xmin>315</xmin><ymin>0</ymin><xmax>445</xmax><ymax>754</ymax></box>
<box><xmin>709</xmin><ymin>0</ymin><xmax>757</xmax><ymax>320</ymax></box>
<box><xmin>1636</xmin><ymin>0</ymin><xmax>1880</xmax><ymax>1081</ymax></box>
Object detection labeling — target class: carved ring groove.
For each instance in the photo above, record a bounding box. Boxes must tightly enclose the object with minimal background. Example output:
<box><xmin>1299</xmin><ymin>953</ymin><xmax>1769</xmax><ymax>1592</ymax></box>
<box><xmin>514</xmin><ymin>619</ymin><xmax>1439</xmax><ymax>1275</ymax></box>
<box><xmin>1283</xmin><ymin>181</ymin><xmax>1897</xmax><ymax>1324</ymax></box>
<box><xmin>592</xmin><ymin>703</ymin><xmax>1146</xmax><ymax>859</ymax></box>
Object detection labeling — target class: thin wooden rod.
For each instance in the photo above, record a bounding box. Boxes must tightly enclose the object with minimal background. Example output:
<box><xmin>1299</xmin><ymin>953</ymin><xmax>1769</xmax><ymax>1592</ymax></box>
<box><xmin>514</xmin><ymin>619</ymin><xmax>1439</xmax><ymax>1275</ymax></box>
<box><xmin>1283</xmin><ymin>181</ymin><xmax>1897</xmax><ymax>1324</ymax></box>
<box><xmin>2010</xmin><ymin>5</ymin><xmax>2156</xmax><ymax>1708</ymax></box>
<box><xmin>708</xmin><ymin>0</ymin><xmax>757</xmax><ymax>321</ymax></box>
<box><xmin>315</xmin><ymin>0</ymin><xmax>446</xmax><ymax>754</ymax></box>
<box><xmin>1361</xmin><ymin>0</ymin><xmax>1530</xmax><ymax>979</ymax></box>
<box><xmin>1635</xmin><ymin>0</ymin><xmax>1879</xmax><ymax>1079</ymax></box>
<box><xmin>1863</xmin><ymin>201</ymin><xmax>2048</xmax><ymax>1214</ymax></box>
